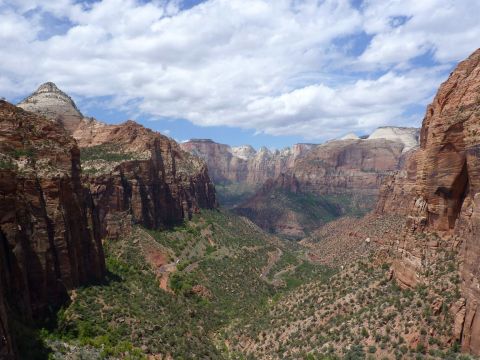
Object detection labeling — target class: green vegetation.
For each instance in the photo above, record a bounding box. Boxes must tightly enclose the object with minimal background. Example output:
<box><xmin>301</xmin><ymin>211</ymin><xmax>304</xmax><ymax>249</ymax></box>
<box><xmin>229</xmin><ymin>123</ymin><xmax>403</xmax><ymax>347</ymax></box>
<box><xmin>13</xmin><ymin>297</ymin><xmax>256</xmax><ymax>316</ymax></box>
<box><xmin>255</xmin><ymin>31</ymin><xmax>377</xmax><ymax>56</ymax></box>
<box><xmin>42</xmin><ymin>237</ymin><xmax>220</xmax><ymax>359</ymax></box>
<box><xmin>0</xmin><ymin>158</ymin><xmax>15</xmax><ymax>170</ymax></box>
<box><xmin>235</xmin><ymin>189</ymin><xmax>375</xmax><ymax>239</ymax></box>
<box><xmin>225</xmin><ymin>243</ymin><xmax>466</xmax><ymax>360</ymax></box>
<box><xmin>13</xmin><ymin>210</ymin><xmax>471</xmax><ymax>360</ymax></box>
<box><xmin>215</xmin><ymin>182</ymin><xmax>257</xmax><ymax>208</ymax></box>
<box><xmin>80</xmin><ymin>144</ymin><xmax>139</xmax><ymax>163</ymax></box>
<box><xmin>24</xmin><ymin>210</ymin><xmax>334</xmax><ymax>359</ymax></box>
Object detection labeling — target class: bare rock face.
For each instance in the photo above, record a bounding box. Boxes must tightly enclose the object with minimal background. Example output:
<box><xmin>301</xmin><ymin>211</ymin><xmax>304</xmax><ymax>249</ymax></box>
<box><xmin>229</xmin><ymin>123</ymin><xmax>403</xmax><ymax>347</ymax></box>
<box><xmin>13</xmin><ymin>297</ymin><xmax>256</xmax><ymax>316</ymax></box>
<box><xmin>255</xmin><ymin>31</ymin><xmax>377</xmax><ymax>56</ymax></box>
<box><xmin>292</xmin><ymin>138</ymin><xmax>405</xmax><ymax>195</ymax></box>
<box><xmin>18</xmin><ymin>84</ymin><xmax>217</xmax><ymax>239</ymax></box>
<box><xmin>0</xmin><ymin>101</ymin><xmax>105</xmax><ymax>329</ymax></box>
<box><xmin>377</xmin><ymin>48</ymin><xmax>480</xmax><ymax>354</ymax></box>
<box><xmin>368</xmin><ymin>126</ymin><xmax>420</xmax><ymax>152</ymax></box>
<box><xmin>180</xmin><ymin>139</ymin><xmax>247</xmax><ymax>184</ymax></box>
<box><xmin>0</xmin><ymin>273</ymin><xmax>15</xmax><ymax>358</ymax></box>
<box><xmin>231</xmin><ymin>145</ymin><xmax>256</xmax><ymax>160</ymax></box>
<box><xmin>182</xmin><ymin>134</ymin><xmax>415</xmax><ymax>199</ymax></box>
<box><xmin>17</xmin><ymin>82</ymin><xmax>84</xmax><ymax>133</ymax></box>
<box><xmin>75</xmin><ymin>120</ymin><xmax>217</xmax><ymax>238</ymax></box>
<box><xmin>180</xmin><ymin>140</ymin><xmax>316</xmax><ymax>186</ymax></box>
<box><xmin>375</xmin><ymin>149</ymin><xmax>420</xmax><ymax>215</ymax></box>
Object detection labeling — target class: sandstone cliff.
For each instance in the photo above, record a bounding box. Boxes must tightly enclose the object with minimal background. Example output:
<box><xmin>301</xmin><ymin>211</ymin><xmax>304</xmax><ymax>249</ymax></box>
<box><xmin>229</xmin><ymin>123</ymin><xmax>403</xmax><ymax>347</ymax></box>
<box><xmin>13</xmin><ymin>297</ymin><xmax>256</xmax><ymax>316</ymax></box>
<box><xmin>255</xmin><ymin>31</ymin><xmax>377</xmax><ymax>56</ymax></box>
<box><xmin>180</xmin><ymin>139</ymin><xmax>316</xmax><ymax>186</ymax></box>
<box><xmin>292</xmin><ymin>138</ymin><xmax>406</xmax><ymax>196</ymax></box>
<box><xmin>0</xmin><ymin>101</ymin><xmax>106</xmax><ymax>355</ymax></box>
<box><xmin>377</xmin><ymin>48</ymin><xmax>480</xmax><ymax>354</ymax></box>
<box><xmin>181</xmin><ymin>130</ymin><xmax>417</xmax><ymax>197</ymax></box>
<box><xmin>18</xmin><ymin>84</ymin><xmax>217</xmax><ymax>239</ymax></box>
<box><xmin>76</xmin><ymin>119</ymin><xmax>217</xmax><ymax>238</ymax></box>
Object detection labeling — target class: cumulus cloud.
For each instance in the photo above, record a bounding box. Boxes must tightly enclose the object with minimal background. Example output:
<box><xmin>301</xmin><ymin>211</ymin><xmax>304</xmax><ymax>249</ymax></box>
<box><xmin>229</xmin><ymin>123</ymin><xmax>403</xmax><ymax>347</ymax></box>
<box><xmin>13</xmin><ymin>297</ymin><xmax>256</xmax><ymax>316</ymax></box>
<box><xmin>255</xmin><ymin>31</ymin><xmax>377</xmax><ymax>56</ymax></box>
<box><xmin>0</xmin><ymin>0</ymin><xmax>479</xmax><ymax>140</ymax></box>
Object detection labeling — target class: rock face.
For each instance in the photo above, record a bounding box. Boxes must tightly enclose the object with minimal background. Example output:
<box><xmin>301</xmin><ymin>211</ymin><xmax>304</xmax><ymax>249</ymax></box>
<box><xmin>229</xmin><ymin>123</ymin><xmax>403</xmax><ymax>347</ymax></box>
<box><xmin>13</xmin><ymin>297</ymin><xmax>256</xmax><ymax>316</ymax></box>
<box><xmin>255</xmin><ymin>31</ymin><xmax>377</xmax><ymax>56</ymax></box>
<box><xmin>18</xmin><ymin>82</ymin><xmax>84</xmax><ymax>133</ymax></box>
<box><xmin>292</xmin><ymin>138</ymin><xmax>406</xmax><ymax>196</ymax></box>
<box><xmin>180</xmin><ymin>140</ymin><xmax>316</xmax><ymax>186</ymax></box>
<box><xmin>368</xmin><ymin>126</ymin><xmax>420</xmax><ymax>152</ymax></box>
<box><xmin>76</xmin><ymin>120</ymin><xmax>217</xmax><ymax>239</ymax></box>
<box><xmin>0</xmin><ymin>101</ymin><xmax>105</xmax><ymax>333</ymax></box>
<box><xmin>0</xmin><ymin>275</ymin><xmax>15</xmax><ymax>358</ymax></box>
<box><xmin>181</xmin><ymin>131</ymin><xmax>417</xmax><ymax>195</ymax></box>
<box><xmin>377</xmin><ymin>48</ymin><xmax>480</xmax><ymax>354</ymax></box>
<box><xmin>18</xmin><ymin>83</ymin><xmax>217</xmax><ymax>239</ymax></box>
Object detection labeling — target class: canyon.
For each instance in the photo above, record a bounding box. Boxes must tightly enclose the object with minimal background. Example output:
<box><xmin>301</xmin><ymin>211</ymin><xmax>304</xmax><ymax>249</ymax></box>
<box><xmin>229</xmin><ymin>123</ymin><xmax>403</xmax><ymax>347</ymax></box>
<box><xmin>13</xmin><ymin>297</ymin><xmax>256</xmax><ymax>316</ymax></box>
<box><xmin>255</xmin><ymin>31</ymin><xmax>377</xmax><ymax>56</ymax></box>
<box><xmin>181</xmin><ymin>127</ymin><xmax>419</xmax><ymax>189</ymax></box>
<box><xmin>181</xmin><ymin>128</ymin><xmax>419</xmax><ymax>238</ymax></box>
<box><xmin>1</xmin><ymin>84</ymin><xmax>216</xmax><ymax>358</ymax></box>
<box><xmin>0</xmin><ymin>48</ymin><xmax>480</xmax><ymax>359</ymax></box>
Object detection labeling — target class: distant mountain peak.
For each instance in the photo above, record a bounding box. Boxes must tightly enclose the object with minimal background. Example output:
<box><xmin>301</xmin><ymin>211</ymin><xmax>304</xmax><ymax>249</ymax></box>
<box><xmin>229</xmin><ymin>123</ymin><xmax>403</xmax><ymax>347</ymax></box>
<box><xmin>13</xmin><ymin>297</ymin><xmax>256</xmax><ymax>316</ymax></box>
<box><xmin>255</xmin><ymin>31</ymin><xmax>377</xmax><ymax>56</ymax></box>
<box><xmin>17</xmin><ymin>82</ymin><xmax>83</xmax><ymax>132</ymax></box>
<box><xmin>340</xmin><ymin>132</ymin><xmax>360</xmax><ymax>140</ymax></box>
<box><xmin>35</xmin><ymin>81</ymin><xmax>62</xmax><ymax>94</ymax></box>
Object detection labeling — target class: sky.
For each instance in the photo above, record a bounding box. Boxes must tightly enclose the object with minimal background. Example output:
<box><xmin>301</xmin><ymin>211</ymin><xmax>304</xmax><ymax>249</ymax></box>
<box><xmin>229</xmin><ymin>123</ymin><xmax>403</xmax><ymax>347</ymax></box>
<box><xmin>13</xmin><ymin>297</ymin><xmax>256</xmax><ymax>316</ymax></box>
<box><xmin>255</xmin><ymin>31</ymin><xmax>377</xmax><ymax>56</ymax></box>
<box><xmin>1</xmin><ymin>0</ymin><xmax>479</xmax><ymax>149</ymax></box>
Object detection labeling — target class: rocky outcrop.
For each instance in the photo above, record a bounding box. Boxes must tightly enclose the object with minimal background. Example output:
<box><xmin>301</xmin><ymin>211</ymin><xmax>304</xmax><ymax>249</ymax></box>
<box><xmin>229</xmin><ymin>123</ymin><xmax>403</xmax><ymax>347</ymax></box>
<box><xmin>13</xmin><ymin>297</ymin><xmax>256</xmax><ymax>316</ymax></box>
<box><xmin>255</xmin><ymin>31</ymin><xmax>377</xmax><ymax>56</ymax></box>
<box><xmin>0</xmin><ymin>101</ymin><xmax>105</xmax><ymax>328</ymax></box>
<box><xmin>76</xmin><ymin>120</ymin><xmax>217</xmax><ymax>238</ymax></box>
<box><xmin>181</xmin><ymin>130</ymin><xmax>418</xmax><ymax>197</ymax></box>
<box><xmin>18</xmin><ymin>84</ymin><xmax>217</xmax><ymax>239</ymax></box>
<box><xmin>180</xmin><ymin>139</ymin><xmax>247</xmax><ymax>184</ymax></box>
<box><xmin>207</xmin><ymin>134</ymin><xmax>413</xmax><ymax>236</ymax></box>
<box><xmin>377</xmin><ymin>48</ymin><xmax>480</xmax><ymax>354</ymax></box>
<box><xmin>180</xmin><ymin>140</ymin><xmax>316</xmax><ymax>186</ymax></box>
<box><xmin>375</xmin><ymin>149</ymin><xmax>420</xmax><ymax>215</ymax></box>
<box><xmin>292</xmin><ymin>138</ymin><xmax>406</xmax><ymax>195</ymax></box>
<box><xmin>18</xmin><ymin>82</ymin><xmax>84</xmax><ymax>133</ymax></box>
<box><xmin>368</xmin><ymin>126</ymin><xmax>419</xmax><ymax>152</ymax></box>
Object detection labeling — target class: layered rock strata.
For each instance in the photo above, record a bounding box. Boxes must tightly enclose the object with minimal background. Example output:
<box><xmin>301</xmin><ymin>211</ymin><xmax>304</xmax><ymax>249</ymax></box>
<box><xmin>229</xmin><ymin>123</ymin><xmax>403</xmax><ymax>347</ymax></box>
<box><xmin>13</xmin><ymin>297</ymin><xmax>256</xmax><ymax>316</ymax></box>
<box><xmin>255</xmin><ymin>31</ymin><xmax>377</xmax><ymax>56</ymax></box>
<box><xmin>18</xmin><ymin>82</ymin><xmax>84</xmax><ymax>133</ymax></box>
<box><xmin>18</xmin><ymin>84</ymin><xmax>217</xmax><ymax>239</ymax></box>
<box><xmin>376</xmin><ymin>48</ymin><xmax>480</xmax><ymax>354</ymax></box>
<box><xmin>180</xmin><ymin>140</ymin><xmax>316</xmax><ymax>185</ymax></box>
<box><xmin>76</xmin><ymin>119</ymin><xmax>217</xmax><ymax>238</ymax></box>
<box><xmin>0</xmin><ymin>101</ymin><xmax>105</xmax><ymax>333</ymax></box>
<box><xmin>291</xmin><ymin>138</ymin><xmax>406</xmax><ymax>196</ymax></box>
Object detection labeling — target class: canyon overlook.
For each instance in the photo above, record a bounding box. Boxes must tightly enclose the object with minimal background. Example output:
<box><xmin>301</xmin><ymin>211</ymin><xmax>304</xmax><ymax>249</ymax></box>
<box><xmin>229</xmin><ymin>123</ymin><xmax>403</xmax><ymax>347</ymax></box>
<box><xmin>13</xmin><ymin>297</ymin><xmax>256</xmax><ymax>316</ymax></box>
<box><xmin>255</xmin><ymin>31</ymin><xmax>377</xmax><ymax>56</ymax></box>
<box><xmin>0</xmin><ymin>49</ymin><xmax>480</xmax><ymax>359</ymax></box>
<box><xmin>180</xmin><ymin>128</ymin><xmax>419</xmax><ymax>238</ymax></box>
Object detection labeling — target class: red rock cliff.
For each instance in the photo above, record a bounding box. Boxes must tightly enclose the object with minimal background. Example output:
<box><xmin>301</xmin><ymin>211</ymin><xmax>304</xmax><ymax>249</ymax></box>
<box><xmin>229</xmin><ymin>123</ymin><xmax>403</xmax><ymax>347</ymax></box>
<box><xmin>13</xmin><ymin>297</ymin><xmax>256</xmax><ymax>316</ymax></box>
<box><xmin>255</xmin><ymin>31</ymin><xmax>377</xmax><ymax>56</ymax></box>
<box><xmin>0</xmin><ymin>101</ymin><xmax>106</xmax><ymax>355</ymax></box>
<box><xmin>377</xmin><ymin>48</ymin><xmax>480</xmax><ymax>354</ymax></box>
<box><xmin>74</xmin><ymin>119</ymin><xmax>217</xmax><ymax>238</ymax></box>
<box><xmin>18</xmin><ymin>84</ymin><xmax>217</xmax><ymax>238</ymax></box>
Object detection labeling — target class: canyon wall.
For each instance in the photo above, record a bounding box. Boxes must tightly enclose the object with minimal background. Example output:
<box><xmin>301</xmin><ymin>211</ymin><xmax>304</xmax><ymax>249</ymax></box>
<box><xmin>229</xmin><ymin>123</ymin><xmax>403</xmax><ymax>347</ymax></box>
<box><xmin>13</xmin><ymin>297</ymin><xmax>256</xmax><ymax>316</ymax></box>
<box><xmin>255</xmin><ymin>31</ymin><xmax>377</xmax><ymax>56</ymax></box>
<box><xmin>377</xmin><ymin>48</ymin><xmax>480</xmax><ymax>354</ymax></box>
<box><xmin>292</xmin><ymin>138</ymin><xmax>407</xmax><ymax>195</ymax></box>
<box><xmin>180</xmin><ymin>139</ymin><xmax>316</xmax><ymax>186</ymax></box>
<box><xmin>0</xmin><ymin>84</ymin><xmax>217</xmax><ymax>357</ymax></box>
<box><xmin>0</xmin><ymin>101</ymin><xmax>106</xmax><ymax>352</ymax></box>
<box><xmin>76</xmin><ymin>119</ymin><xmax>217</xmax><ymax>239</ymax></box>
<box><xmin>18</xmin><ymin>83</ymin><xmax>217</xmax><ymax>239</ymax></box>
<box><xmin>181</xmin><ymin>130</ymin><xmax>418</xmax><ymax>196</ymax></box>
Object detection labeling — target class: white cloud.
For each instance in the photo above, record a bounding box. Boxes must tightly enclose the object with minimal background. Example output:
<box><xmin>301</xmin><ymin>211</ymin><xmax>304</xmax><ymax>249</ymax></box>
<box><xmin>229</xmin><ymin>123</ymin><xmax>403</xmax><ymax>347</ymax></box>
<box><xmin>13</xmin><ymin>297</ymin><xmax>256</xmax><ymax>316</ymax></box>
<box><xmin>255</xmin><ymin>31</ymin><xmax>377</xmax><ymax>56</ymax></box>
<box><xmin>0</xmin><ymin>0</ymin><xmax>479</xmax><ymax>140</ymax></box>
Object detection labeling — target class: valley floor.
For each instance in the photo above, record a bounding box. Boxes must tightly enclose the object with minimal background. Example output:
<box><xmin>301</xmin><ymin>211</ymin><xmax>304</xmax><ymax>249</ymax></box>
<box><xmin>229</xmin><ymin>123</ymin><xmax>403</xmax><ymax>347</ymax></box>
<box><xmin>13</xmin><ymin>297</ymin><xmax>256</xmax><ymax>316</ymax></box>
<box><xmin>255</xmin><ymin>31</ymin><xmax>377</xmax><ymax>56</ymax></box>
<box><xmin>11</xmin><ymin>210</ymin><xmax>477</xmax><ymax>360</ymax></box>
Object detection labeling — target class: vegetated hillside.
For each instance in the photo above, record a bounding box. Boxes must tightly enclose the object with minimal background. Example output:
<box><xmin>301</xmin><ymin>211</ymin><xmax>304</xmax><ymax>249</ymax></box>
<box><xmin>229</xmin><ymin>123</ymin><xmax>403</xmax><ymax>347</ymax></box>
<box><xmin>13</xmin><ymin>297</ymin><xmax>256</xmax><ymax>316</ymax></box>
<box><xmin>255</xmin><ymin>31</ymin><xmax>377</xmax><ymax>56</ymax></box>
<box><xmin>35</xmin><ymin>210</ymin><xmax>334</xmax><ymax>359</ymax></box>
<box><xmin>234</xmin><ymin>173</ymin><xmax>374</xmax><ymax>239</ymax></box>
<box><xmin>225</xmin><ymin>247</ymin><xmax>463</xmax><ymax>360</ymax></box>
<box><xmin>215</xmin><ymin>182</ymin><xmax>259</xmax><ymax>209</ymax></box>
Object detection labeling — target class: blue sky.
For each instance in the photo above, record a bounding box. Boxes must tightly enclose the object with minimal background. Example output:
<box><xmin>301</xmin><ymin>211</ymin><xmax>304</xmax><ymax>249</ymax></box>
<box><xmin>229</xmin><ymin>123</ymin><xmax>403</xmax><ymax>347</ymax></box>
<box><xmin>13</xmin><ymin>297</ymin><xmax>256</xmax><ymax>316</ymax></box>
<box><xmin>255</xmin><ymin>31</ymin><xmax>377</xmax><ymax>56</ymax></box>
<box><xmin>1</xmin><ymin>0</ymin><xmax>479</xmax><ymax>149</ymax></box>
